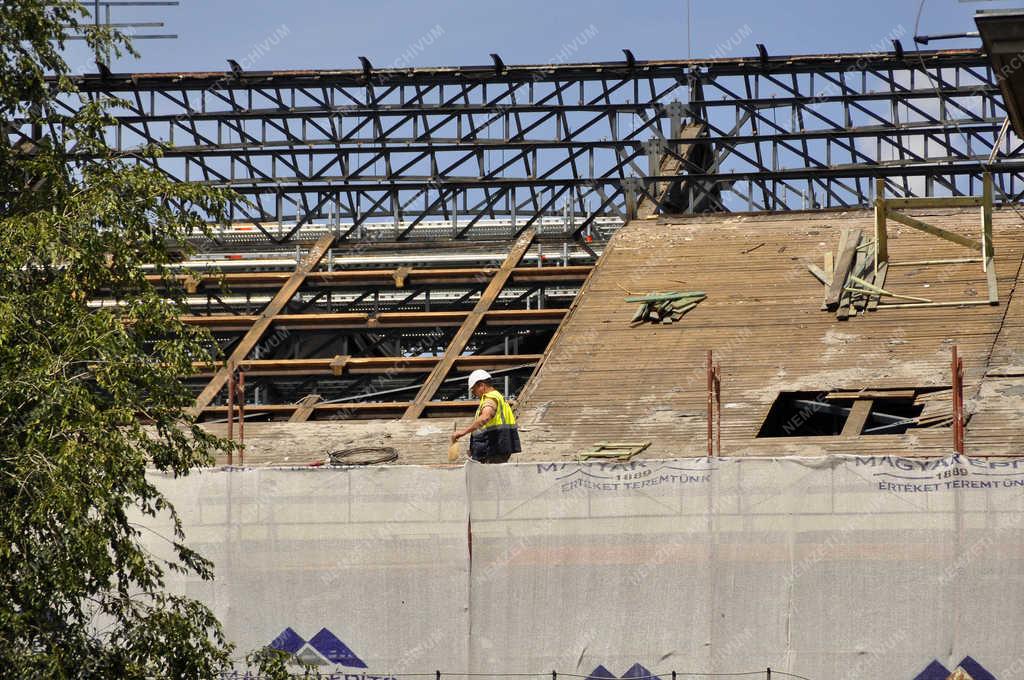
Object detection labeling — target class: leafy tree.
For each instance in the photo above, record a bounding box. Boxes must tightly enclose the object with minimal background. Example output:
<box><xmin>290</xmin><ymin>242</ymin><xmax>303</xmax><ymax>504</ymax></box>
<box><xmin>0</xmin><ymin>2</ymin><xmax>244</xmax><ymax>677</ymax></box>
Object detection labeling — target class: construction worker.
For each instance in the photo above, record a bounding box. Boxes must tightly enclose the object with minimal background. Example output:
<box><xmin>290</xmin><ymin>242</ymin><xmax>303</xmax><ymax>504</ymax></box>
<box><xmin>451</xmin><ymin>369</ymin><xmax>521</xmax><ymax>463</ymax></box>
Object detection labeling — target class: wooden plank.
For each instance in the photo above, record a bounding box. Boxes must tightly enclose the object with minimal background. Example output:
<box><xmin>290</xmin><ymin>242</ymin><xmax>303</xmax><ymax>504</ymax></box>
<box><xmin>624</xmin><ymin>292</ymin><xmax>706</xmax><ymax>303</ymax></box>
<box><xmin>288</xmin><ymin>394</ymin><xmax>321</xmax><ymax>422</ymax></box>
<box><xmin>987</xmin><ymin>256</ymin><xmax>999</xmax><ymax>304</ymax></box>
<box><xmin>983</xmin><ymin>174</ymin><xmax>997</xmax><ymax>304</ymax></box>
<box><xmin>822</xmin><ymin>228</ymin><xmax>850</xmax><ymax>310</ymax></box>
<box><xmin>188</xmin><ymin>233</ymin><xmax>335</xmax><ymax>416</ymax></box>
<box><xmin>884</xmin><ymin>196</ymin><xmax>984</xmax><ymax>209</ymax></box>
<box><xmin>874</xmin><ymin>178</ymin><xmax>887</xmax><ymax>269</ymax></box>
<box><xmin>402</xmin><ymin>228</ymin><xmax>537</xmax><ymax>420</ymax></box>
<box><xmin>807</xmin><ymin>263</ymin><xmax>831</xmax><ymax>285</ymax></box>
<box><xmin>842</xmin><ymin>399</ymin><xmax>874</xmax><ymax>437</ymax></box>
<box><xmin>826</xmin><ymin>229</ymin><xmax>861</xmax><ymax>310</ymax></box>
<box><xmin>876</xmin><ymin>299</ymin><xmax>995</xmax><ymax>309</ymax></box>
<box><xmin>838</xmin><ymin>249</ymin><xmax>865</xmax><ymax>319</ymax></box>
<box><xmin>867</xmin><ymin>261</ymin><xmax>888</xmax><ymax>312</ymax></box>
<box><xmin>983</xmin><ymin>172</ymin><xmax>995</xmax><ymax>261</ymax></box>
<box><xmin>888</xmin><ymin>258</ymin><xmax>982</xmax><ymax>267</ymax></box>
<box><xmin>827</xmin><ymin>390</ymin><xmax>916</xmax><ymax>400</ymax></box>
<box><xmin>886</xmin><ymin>209</ymin><xmax>983</xmax><ymax>251</ymax></box>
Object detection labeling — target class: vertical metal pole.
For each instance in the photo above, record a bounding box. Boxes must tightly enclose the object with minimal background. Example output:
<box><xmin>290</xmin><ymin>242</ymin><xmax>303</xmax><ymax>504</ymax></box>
<box><xmin>452</xmin><ymin>189</ymin><xmax>458</xmax><ymax>239</ymax></box>
<box><xmin>237</xmin><ymin>370</ymin><xmax>246</xmax><ymax>464</ymax></box>
<box><xmin>706</xmin><ymin>350</ymin><xmax>713</xmax><ymax>457</ymax></box>
<box><xmin>226</xmin><ymin>371</ymin><xmax>235</xmax><ymax>465</ymax></box>
<box><xmin>714</xmin><ymin>360</ymin><xmax>722</xmax><ymax>456</ymax></box>
<box><xmin>952</xmin><ymin>345</ymin><xmax>964</xmax><ymax>454</ymax></box>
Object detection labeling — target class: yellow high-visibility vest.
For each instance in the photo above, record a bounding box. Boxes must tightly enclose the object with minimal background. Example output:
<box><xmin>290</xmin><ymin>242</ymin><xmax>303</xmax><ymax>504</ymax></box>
<box><xmin>477</xmin><ymin>389</ymin><xmax>516</xmax><ymax>430</ymax></box>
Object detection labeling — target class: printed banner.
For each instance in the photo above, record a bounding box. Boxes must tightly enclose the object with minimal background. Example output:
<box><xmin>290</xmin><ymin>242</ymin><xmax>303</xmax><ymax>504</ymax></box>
<box><xmin>144</xmin><ymin>466</ymin><xmax>469</xmax><ymax>677</ymax></box>
<box><xmin>145</xmin><ymin>455</ymin><xmax>1024</xmax><ymax>679</ymax></box>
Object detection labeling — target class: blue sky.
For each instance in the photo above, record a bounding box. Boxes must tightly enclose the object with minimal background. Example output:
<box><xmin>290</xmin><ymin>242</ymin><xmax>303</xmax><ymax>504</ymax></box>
<box><xmin>63</xmin><ymin>0</ymin><xmax>995</xmax><ymax>74</ymax></box>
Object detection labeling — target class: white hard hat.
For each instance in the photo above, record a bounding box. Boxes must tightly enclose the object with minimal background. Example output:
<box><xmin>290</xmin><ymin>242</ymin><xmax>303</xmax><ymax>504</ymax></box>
<box><xmin>467</xmin><ymin>369</ymin><xmax>493</xmax><ymax>394</ymax></box>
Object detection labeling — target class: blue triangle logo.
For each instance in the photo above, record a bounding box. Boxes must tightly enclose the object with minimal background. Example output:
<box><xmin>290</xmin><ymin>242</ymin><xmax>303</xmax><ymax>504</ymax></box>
<box><xmin>622</xmin><ymin>663</ymin><xmax>660</xmax><ymax>680</ymax></box>
<box><xmin>268</xmin><ymin>627</ymin><xmax>305</xmax><ymax>656</ymax></box>
<box><xmin>308</xmin><ymin>628</ymin><xmax>368</xmax><ymax>668</ymax></box>
<box><xmin>958</xmin><ymin>656</ymin><xmax>997</xmax><ymax>680</ymax></box>
<box><xmin>587</xmin><ymin>665</ymin><xmax>617</xmax><ymax>680</ymax></box>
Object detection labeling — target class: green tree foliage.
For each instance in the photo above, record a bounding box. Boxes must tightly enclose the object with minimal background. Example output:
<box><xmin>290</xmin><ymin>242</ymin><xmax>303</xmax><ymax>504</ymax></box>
<box><xmin>0</xmin><ymin>2</ymin><xmax>244</xmax><ymax>676</ymax></box>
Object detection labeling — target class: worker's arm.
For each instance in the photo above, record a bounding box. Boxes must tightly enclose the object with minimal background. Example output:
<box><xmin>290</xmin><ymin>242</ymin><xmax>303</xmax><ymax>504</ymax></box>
<box><xmin>452</xmin><ymin>401</ymin><xmax>496</xmax><ymax>441</ymax></box>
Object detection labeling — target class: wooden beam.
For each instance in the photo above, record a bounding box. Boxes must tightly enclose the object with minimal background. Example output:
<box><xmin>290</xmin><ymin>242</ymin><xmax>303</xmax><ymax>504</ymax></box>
<box><xmin>888</xmin><ymin>258</ymin><xmax>982</xmax><ymax>267</ymax></box>
<box><xmin>883</xmin><ymin>196</ymin><xmax>984</xmax><ymax>209</ymax></box>
<box><xmin>842</xmin><ymin>399</ymin><xmax>873</xmax><ymax>437</ymax></box>
<box><xmin>826</xmin><ymin>390</ymin><xmax>916</xmax><ymax>400</ymax></box>
<box><xmin>982</xmin><ymin>173</ymin><xmax>998</xmax><ymax>306</ymax></box>
<box><xmin>191</xmin><ymin>354</ymin><xmax>542</xmax><ymax>378</ymax></box>
<box><xmin>187</xmin><ymin>233</ymin><xmax>335</xmax><ymax>416</ymax></box>
<box><xmin>288</xmin><ymin>394</ymin><xmax>321</xmax><ymax>422</ymax></box>
<box><xmin>876</xmin><ymin>299</ymin><xmax>994</xmax><ymax>309</ymax></box>
<box><xmin>402</xmin><ymin>228</ymin><xmax>537</xmax><ymax>420</ymax></box>
<box><xmin>983</xmin><ymin>172</ymin><xmax>995</xmax><ymax>261</ymax></box>
<box><xmin>146</xmin><ymin>265</ymin><xmax>593</xmax><ymax>290</ymax></box>
<box><xmin>885</xmin><ymin>209</ymin><xmax>983</xmax><ymax>251</ymax></box>
<box><xmin>867</xmin><ymin>261</ymin><xmax>888</xmax><ymax>312</ymax></box>
<box><xmin>986</xmin><ymin>257</ymin><xmax>999</xmax><ymax>304</ymax></box>
<box><xmin>201</xmin><ymin>400</ymin><xmax>479</xmax><ymax>421</ymax></box>
<box><xmin>874</xmin><ymin>178</ymin><xmax>887</xmax><ymax>269</ymax></box>
<box><xmin>826</xmin><ymin>228</ymin><xmax>861</xmax><ymax>311</ymax></box>
<box><xmin>837</xmin><ymin>247</ymin><xmax>865</xmax><ymax>320</ymax></box>
<box><xmin>180</xmin><ymin>308</ymin><xmax>567</xmax><ymax>331</ymax></box>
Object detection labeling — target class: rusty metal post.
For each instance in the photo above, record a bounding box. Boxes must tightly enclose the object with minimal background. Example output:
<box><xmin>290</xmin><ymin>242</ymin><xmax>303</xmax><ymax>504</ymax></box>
<box><xmin>226</xmin><ymin>370</ymin><xmax>235</xmax><ymax>465</ymax></box>
<box><xmin>714</xmin><ymin>359</ymin><xmax>722</xmax><ymax>456</ymax></box>
<box><xmin>952</xmin><ymin>346</ymin><xmax>964</xmax><ymax>454</ymax></box>
<box><xmin>706</xmin><ymin>350</ymin><xmax>713</xmax><ymax>456</ymax></box>
<box><xmin>237</xmin><ymin>369</ymin><xmax>246</xmax><ymax>465</ymax></box>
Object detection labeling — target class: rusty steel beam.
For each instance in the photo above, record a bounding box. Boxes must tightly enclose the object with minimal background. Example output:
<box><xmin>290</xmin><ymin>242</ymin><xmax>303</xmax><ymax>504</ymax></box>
<box><xmin>199</xmin><ymin>400</ymin><xmax>478</xmax><ymax>421</ymax></box>
<box><xmin>149</xmin><ymin>265</ymin><xmax>593</xmax><ymax>291</ymax></box>
<box><xmin>182</xmin><ymin>308</ymin><xmax>566</xmax><ymax>331</ymax></box>
<box><xmin>190</xmin><ymin>354</ymin><xmax>542</xmax><ymax>378</ymax></box>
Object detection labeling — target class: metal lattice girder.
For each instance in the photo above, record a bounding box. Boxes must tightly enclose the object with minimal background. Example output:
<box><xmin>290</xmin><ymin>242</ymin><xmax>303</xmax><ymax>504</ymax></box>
<box><xmin>32</xmin><ymin>48</ymin><xmax>1024</xmax><ymax>242</ymax></box>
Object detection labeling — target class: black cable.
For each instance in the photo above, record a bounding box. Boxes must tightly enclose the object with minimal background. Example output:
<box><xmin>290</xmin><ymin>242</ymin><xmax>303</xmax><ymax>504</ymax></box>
<box><xmin>327</xmin><ymin>446</ymin><xmax>398</xmax><ymax>465</ymax></box>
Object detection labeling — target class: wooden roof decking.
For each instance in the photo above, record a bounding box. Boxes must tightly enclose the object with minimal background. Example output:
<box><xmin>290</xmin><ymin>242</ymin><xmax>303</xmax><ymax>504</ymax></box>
<box><xmin>513</xmin><ymin>207</ymin><xmax>1024</xmax><ymax>458</ymax></box>
<box><xmin>199</xmin><ymin>208</ymin><xmax>1024</xmax><ymax>466</ymax></box>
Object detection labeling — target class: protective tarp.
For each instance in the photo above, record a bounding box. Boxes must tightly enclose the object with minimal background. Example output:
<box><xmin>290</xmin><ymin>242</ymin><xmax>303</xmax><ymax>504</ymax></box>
<box><xmin>466</xmin><ymin>456</ymin><xmax>1024</xmax><ymax>680</ymax></box>
<box><xmin>144</xmin><ymin>455</ymin><xmax>1024</xmax><ymax>679</ymax></box>
<box><xmin>143</xmin><ymin>466</ymin><xmax>468</xmax><ymax>676</ymax></box>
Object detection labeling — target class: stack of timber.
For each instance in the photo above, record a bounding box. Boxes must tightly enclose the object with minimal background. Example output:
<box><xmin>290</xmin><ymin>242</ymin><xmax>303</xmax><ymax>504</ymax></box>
<box><xmin>626</xmin><ymin>291</ymin><xmax>706</xmax><ymax>325</ymax></box>
<box><xmin>808</xmin><ymin>228</ymin><xmax>930</xmax><ymax>320</ymax></box>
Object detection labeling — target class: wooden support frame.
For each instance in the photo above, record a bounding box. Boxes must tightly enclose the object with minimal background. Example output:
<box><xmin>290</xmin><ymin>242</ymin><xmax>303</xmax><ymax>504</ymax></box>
<box><xmin>576</xmin><ymin>441</ymin><xmax>651</xmax><ymax>461</ymax></box>
<box><xmin>873</xmin><ymin>173</ymin><xmax>997</xmax><ymax>309</ymax></box>
<box><xmin>188</xmin><ymin>233</ymin><xmax>335</xmax><ymax>416</ymax></box>
<box><xmin>402</xmin><ymin>228</ymin><xmax>537</xmax><ymax>420</ymax></box>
